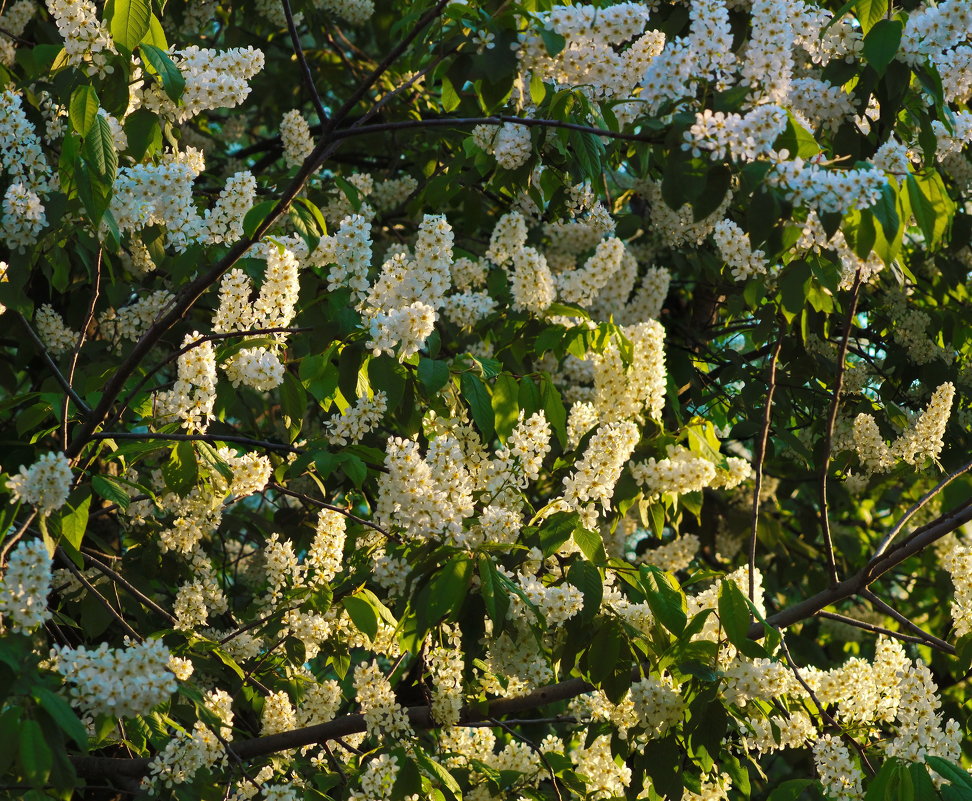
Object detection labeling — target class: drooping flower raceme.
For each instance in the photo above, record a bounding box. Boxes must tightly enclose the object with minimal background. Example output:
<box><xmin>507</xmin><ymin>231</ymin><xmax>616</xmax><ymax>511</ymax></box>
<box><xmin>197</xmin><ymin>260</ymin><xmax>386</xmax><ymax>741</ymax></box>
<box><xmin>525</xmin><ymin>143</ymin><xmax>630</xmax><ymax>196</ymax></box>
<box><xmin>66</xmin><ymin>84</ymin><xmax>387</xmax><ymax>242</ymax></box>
<box><xmin>6</xmin><ymin>451</ymin><xmax>73</xmax><ymax>517</ymax></box>
<box><xmin>0</xmin><ymin>539</ymin><xmax>53</xmax><ymax>633</ymax></box>
<box><xmin>53</xmin><ymin>638</ymin><xmax>178</xmax><ymax>718</ymax></box>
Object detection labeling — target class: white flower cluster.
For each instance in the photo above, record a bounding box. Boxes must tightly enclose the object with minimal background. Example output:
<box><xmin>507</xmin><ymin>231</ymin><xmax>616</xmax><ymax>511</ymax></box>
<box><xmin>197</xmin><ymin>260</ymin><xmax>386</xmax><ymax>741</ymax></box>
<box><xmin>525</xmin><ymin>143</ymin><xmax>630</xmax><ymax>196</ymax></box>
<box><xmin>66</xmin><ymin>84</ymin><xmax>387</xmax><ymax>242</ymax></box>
<box><xmin>631</xmin><ymin>447</ymin><xmax>714</xmax><ymax>499</ymax></box>
<box><xmin>592</xmin><ymin>319</ymin><xmax>667</xmax><ymax>423</ymax></box>
<box><xmin>515</xmin><ymin>571</ymin><xmax>584</xmax><ymax>627</ymax></box>
<box><xmin>316</xmin><ymin>0</ymin><xmax>375</xmax><ymax>26</ymax></box>
<box><xmin>629</xmin><ymin>674</ymin><xmax>684</xmax><ymax>737</ymax></box>
<box><xmin>6</xmin><ymin>451</ymin><xmax>73</xmax><ymax>517</ymax></box>
<box><xmin>140</xmin><ymin>46</ymin><xmax>265</xmax><ymax>123</ymax></box>
<box><xmin>712</xmin><ymin>219</ymin><xmax>768</xmax><ymax>281</ymax></box>
<box><xmin>0</xmin><ymin>2</ymin><xmax>34</xmax><ymax>66</ymax></box>
<box><xmin>363</xmin><ymin>215</ymin><xmax>453</xmax><ymax>358</ymax></box>
<box><xmin>46</xmin><ymin>0</ymin><xmax>114</xmax><ymax>75</ymax></box>
<box><xmin>217</xmin><ymin>241</ymin><xmax>301</xmax><ymax>391</ymax></box>
<box><xmin>326</xmin><ymin>391</ymin><xmax>387</xmax><ymax>446</ymax></box>
<box><xmin>371</xmin><ymin>175</ymin><xmax>417</xmax><ymax>211</ymax></box>
<box><xmin>476</xmin><ymin>123</ymin><xmax>531</xmax><ymax>171</ymax></box>
<box><xmin>112</xmin><ymin>154</ymin><xmax>213</xmax><ymax>252</ymax></box>
<box><xmin>98</xmin><ymin>290</ymin><xmax>174</xmax><ymax>348</ymax></box>
<box><xmin>53</xmin><ymin>638</ymin><xmax>177</xmax><ymax>718</ymax></box>
<box><xmin>281</xmin><ymin>110</ymin><xmax>314</xmax><ymax>168</ymax></box>
<box><xmin>640</xmin><ymin>533</ymin><xmax>700</xmax><ymax>573</ymax></box>
<box><xmin>556</xmin><ymin>237</ymin><xmax>625</xmax><ymax>307</ymax></box>
<box><xmin>0</xmin><ymin>91</ymin><xmax>53</xmax><ymax>195</ymax></box>
<box><xmin>315</xmin><ymin>214</ymin><xmax>372</xmax><ymax>303</ymax></box>
<box><xmin>682</xmin><ymin>105</ymin><xmax>789</xmax><ymax>163</ymax></box>
<box><xmin>562</xmin><ymin>420</ymin><xmax>639</xmax><ymax>524</ymax></box>
<box><xmin>34</xmin><ymin>304</ymin><xmax>77</xmax><ymax>355</ymax></box>
<box><xmin>428</xmin><ymin>625</ymin><xmax>464</xmax><ymax>726</ymax></box>
<box><xmin>306</xmin><ymin>507</ymin><xmax>347</xmax><ymax>586</ymax></box>
<box><xmin>145</xmin><ymin>689</ymin><xmax>233</xmax><ymax>790</ymax></box>
<box><xmin>517</xmin><ymin>3</ymin><xmax>654</xmax><ymax>101</ymax></box>
<box><xmin>156</xmin><ymin>333</ymin><xmax>217</xmax><ymax>433</ymax></box>
<box><xmin>2</xmin><ymin>182</ymin><xmax>48</xmax><ymax>252</ymax></box>
<box><xmin>767</xmin><ymin>157</ymin><xmax>887</xmax><ymax>215</ymax></box>
<box><xmin>853</xmin><ymin>382</ymin><xmax>955</xmax><ymax>474</ymax></box>
<box><xmin>0</xmin><ymin>539</ymin><xmax>53</xmax><ymax>633</ymax></box>
<box><xmin>354</xmin><ymin>660</ymin><xmax>413</xmax><ymax>740</ymax></box>
<box><xmin>350</xmin><ymin>754</ymin><xmax>399</xmax><ymax>801</ymax></box>
<box><xmin>205</xmin><ymin>171</ymin><xmax>257</xmax><ymax>245</ymax></box>
<box><xmin>811</xmin><ymin>735</ymin><xmax>863</xmax><ymax>801</ymax></box>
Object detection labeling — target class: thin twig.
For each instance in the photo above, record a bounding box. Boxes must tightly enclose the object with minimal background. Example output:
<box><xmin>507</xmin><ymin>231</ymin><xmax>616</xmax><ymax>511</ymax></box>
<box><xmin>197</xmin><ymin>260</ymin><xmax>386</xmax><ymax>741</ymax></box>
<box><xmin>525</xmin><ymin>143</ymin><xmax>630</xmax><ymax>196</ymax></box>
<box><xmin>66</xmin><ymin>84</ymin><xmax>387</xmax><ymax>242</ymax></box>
<box><xmin>776</xmin><ymin>631</ymin><xmax>874</xmax><ymax>776</ymax></box>
<box><xmin>56</xmin><ymin>551</ymin><xmax>141</xmax><ymax>641</ymax></box>
<box><xmin>63</xmin><ymin>249</ymin><xmax>102</xmax><ymax>450</ymax></box>
<box><xmin>281</xmin><ymin>0</ymin><xmax>327</xmax><ymax>123</ymax></box>
<box><xmin>814</xmin><ymin>610</ymin><xmax>951</xmax><ymax>652</ymax></box>
<box><xmin>748</xmin><ymin>334</ymin><xmax>783</xmax><ymax>601</ymax></box>
<box><xmin>489</xmin><ymin>717</ymin><xmax>564</xmax><ymax>801</ymax></box>
<box><xmin>859</xmin><ymin>589</ymin><xmax>955</xmax><ymax>654</ymax></box>
<box><xmin>79</xmin><ymin>550</ymin><xmax>177</xmax><ymax>625</ymax></box>
<box><xmin>16</xmin><ymin>312</ymin><xmax>91</xmax><ymax>417</ymax></box>
<box><xmin>267</xmin><ymin>482</ymin><xmax>397</xmax><ymax>541</ymax></box>
<box><xmin>108</xmin><ymin>326</ymin><xmax>311</xmax><ymax>430</ymax></box>
<box><xmin>0</xmin><ymin>510</ymin><xmax>36</xmax><ymax>566</ymax></box>
<box><xmin>872</xmin><ymin>458</ymin><xmax>972</xmax><ymax>558</ymax></box>
<box><xmin>819</xmin><ymin>270</ymin><xmax>863</xmax><ymax>586</ymax></box>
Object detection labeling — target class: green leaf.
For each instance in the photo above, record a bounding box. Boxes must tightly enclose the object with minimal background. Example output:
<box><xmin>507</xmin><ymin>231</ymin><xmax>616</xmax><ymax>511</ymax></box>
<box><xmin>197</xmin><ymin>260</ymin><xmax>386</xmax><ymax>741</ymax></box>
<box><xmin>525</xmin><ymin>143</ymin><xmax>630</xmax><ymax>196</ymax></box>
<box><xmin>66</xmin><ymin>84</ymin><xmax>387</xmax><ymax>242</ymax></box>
<box><xmin>418</xmin><ymin>357</ymin><xmax>450</xmax><ymax>394</ymax></box>
<box><xmin>717</xmin><ymin>580</ymin><xmax>768</xmax><ymax>658</ymax></box>
<box><xmin>460</xmin><ymin>372</ymin><xmax>494</xmax><ymax>441</ymax></box>
<box><xmin>855</xmin><ymin>0</ymin><xmax>889</xmax><ymax>33</ymax></box>
<box><xmin>59</xmin><ymin>489</ymin><xmax>91</xmax><ymax>552</ymax></box>
<box><xmin>539</xmin><ymin>29</ymin><xmax>566</xmax><ymax>57</ymax></box>
<box><xmin>110</xmin><ymin>0</ymin><xmax>152</xmax><ymax>51</ymax></box>
<box><xmin>587</xmin><ymin>618</ymin><xmax>622</xmax><ymax>683</ymax></box>
<box><xmin>491</xmin><ymin>373</ymin><xmax>519</xmax><ymax>442</ymax></box>
<box><xmin>280</xmin><ymin>371</ymin><xmax>308</xmax><ymax>440</ymax></box>
<box><xmin>926</xmin><ymin>757</ymin><xmax>972</xmax><ymax>792</ymax></box>
<box><xmin>641</xmin><ymin>567</ymin><xmax>687</xmax><ymax>635</ymax></box>
<box><xmin>69</xmin><ymin>86</ymin><xmax>100</xmax><ymax>137</ymax></box>
<box><xmin>34</xmin><ymin>687</ymin><xmax>88</xmax><ymax>751</ymax></box>
<box><xmin>566</xmin><ymin>560</ymin><xmax>602</xmax><ymax>623</ymax></box>
<box><xmin>91</xmin><ymin>475</ymin><xmax>131</xmax><ymax>509</ymax></box>
<box><xmin>907</xmin><ymin>171</ymin><xmax>954</xmax><ymax>247</ymax></box>
<box><xmin>478</xmin><ymin>555</ymin><xmax>510</xmax><ymax>626</ymax></box>
<box><xmin>540</xmin><ymin>376</ymin><xmax>567</xmax><ymax>449</ymax></box>
<box><xmin>162</xmin><ymin>440</ymin><xmax>198</xmax><ymax>495</ymax></box>
<box><xmin>441</xmin><ymin>75</ymin><xmax>460</xmax><ymax>112</ymax></box>
<box><xmin>83</xmin><ymin>114</ymin><xmax>118</xmax><ymax>185</ymax></box>
<box><xmin>140</xmin><ymin>43</ymin><xmax>186</xmax><ymax>101</ymax></box>
<box><xmin>419</xmin><ymin>556</ymin><xmax>473</xmax><ymax>625</ymax></box>
<box><xmin>767</xmin><ymin>779</ymin><xmax>817</xmax><ymax>801</ymax></box>
<box><xmin>538</xmin><ymin>511</ymin><xmax>579</xmax><ymax>557</ymax></box>
<box><xmin>573</xmin><ymin>527</ymin><xmax>607</xmax><ymax>564</ymax></box>
<box><xmin>529</xmin><ymin>72</ymin><xmax>546</xmax><ymax>106</ymax></box>
<box><xmin>123</xmin><ymin>107</ymin><xmax>162</xmax><ymax>160</ymax></box>
<box><xmin>863</xmin><ymin>19</ymin><xmax>903</xmax><ymax>76</ymax></box>
<box><xmin>343</xmin><ymin>593</ymin><xmax>379</xmax><ymax>640</ymax></box>
<box><xmin>414</xmin><ymin>747</ymin><xmax>462</xmax><ymax>800</ymax></box>
<box><xmin>774</xmin><ymin>115</ymin><xmax>820</xmax><ymax>160</ymax></box>
<box><xmin>19</xmin><ymin>719</ymin><xmax>52</xmax><ymax>786</ymax></box>
<box><xmin>143</xmin><ymin>13</ymin><xmax>168</xmax><ymax>50</ymax></box>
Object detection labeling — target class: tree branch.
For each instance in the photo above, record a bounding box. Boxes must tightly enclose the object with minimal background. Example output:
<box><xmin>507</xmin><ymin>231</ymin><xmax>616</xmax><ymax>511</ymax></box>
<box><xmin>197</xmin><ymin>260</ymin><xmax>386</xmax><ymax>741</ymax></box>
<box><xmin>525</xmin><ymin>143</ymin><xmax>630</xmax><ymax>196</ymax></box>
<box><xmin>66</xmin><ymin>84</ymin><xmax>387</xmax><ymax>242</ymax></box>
<box><xmin>89</xmin><ymin>431</ymin><xmax>302</xmax><ymax>454</ymax></box>
<box><xmin>819</xmin><ymin>270</ymin><xmax>862</xmax><ymax>587</ymax></box>
<box><xmin>281</xmin><ymin>0</ymin><xmax>327</xmax><ymax>124</ymax></box>
<box><xmin>753</xmin><ymin>499</ymin><xmax>972</xmax><ymax>637</ymax></box>
<box><xmin>748</xmin><ymin>334</ymin><xmax>782</xmax><ymax>601</ymax></box>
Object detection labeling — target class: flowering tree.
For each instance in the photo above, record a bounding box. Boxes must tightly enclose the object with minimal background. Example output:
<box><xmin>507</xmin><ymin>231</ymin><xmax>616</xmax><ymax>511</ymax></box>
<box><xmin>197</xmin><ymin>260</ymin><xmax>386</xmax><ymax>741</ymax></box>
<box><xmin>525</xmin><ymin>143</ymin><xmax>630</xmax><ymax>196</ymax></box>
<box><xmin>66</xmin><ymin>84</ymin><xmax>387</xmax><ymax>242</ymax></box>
<box><xmin>3</xmin><ymin>0</ymin><xmax>972</xmax><ymax>799</ymax></box>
